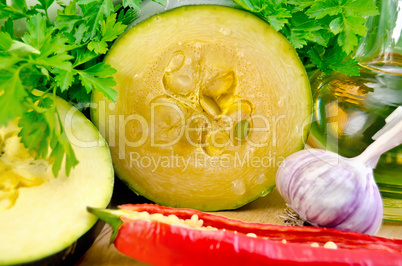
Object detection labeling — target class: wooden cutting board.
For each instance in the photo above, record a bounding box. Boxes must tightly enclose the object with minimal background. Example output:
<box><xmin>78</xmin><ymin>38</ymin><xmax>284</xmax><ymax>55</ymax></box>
<box><xmin>76</xmin><ymin>180</ymin><xmax>402</xmax><ymax>265</ymax></box>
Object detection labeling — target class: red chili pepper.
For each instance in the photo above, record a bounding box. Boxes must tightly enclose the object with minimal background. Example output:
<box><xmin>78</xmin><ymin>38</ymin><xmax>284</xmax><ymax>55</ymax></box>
<box><xmin>88</xmin><ymin>204</ymin><xmax>402</xmax><ymax>266</ymax></box>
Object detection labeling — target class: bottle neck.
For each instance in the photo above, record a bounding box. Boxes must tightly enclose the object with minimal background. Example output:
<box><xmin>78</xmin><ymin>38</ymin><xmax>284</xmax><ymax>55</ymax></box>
<box><xmin>355</xmin><ymin>0</ymin><xmax>402</xmax><ymax>74</ymax></box>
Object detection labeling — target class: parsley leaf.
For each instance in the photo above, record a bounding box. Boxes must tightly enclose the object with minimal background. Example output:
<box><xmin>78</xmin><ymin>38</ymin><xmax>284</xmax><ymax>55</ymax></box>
<box><xmin>0</xmin><ymin>0</ymin><xmax>145</xmax><ymax>177</ymax></box>
<box><xmin>123</xmin><ymin>0</ymin><xmax>142</xmax><ymax>10</ymax></box>
<box><xmin>0</xmin><ymin>71</ymin><xmax>27</xmax><ymax>126</ymax></box>
<box><xmin>331</xmin><ymin>15</ymin><xmax>367</xmax><ymax>54</ymax></box>
<box><xmin>343</xmin><ymin>0</ymin><xmax>379</xmax><ymax>17</ymax></box>
<box><xmin>0</xmin><ymin>0</ymin><xmax>29</xmax><ymax>20</ymax></box>
<box><xmin>49</xmin><ymin>126</ymin><xmax>79</xmax><ymax>177</ymax></box>
<box><xmin>308</xmin><ymin>45</ymin><xmax>360</xmax><ymax>76</ymax></box>
<box><xmin>306</xmin><ymin>0</ymin><xmax>378</xmax><ymax>54</ymax></box>
<box><xmin>53</xmin><ymin>68</ymin><xmax>74</xmax><ymax>92</ymax></box>
<box><xmin>234</xmin><ymin>0</ymin><xmax>266</xmax><ymax>12</ymax></box>
<box><xmin>101</xmin><ymin>13</ymin><xmax>127</xmax><ymax>42</ymax></box>
<box><xmin>263</xmin><ymin>5</ymin><xmax>291</xmax><ymax>31</ymax></box>
<box><xmin>76</xmin><ymin>62</ymin><xmax>118</xmax><ymax>101</ymax></box>
<box><xmin>77</xmin><ymin>0</ymin><xmax>114</xmax><ymax>39</ymax></box>
<box><xmin>18</xmin><ymin>95</ymin><xmax>54</xmax><ymax>160</ymax></box>
<box><xmin>237</xmin><ymin>0</ymin><xmax>378</xmax><ymax>75</ymax></box>
<box><xmin>285</xmin><ymin>12</ymin><xmax>328</xmax><ymax>49</ymax></box>
<box><xmin>306</xmin><ymin>0</ymin><xmax>343</xmax><ymax>19</ymax></box>
<box><xmin>0</xmin><ymin>18</ymin><xmax>14</xmax><ymax>37</ymax></box>
<box><xmin>87</xmin><ymin>40</ymin><xmax>108</xmax><ymax>54</ymax></box>
<box><xmin>0</xmin><ymin>31</ymin><xmax>12</xmax><ymax>50</ymax></box>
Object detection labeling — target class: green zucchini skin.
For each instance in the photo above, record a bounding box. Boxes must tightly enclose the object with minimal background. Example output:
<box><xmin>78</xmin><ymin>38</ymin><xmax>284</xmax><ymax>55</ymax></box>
<box><xmin>19</xmin><ymin>221</ymin><xmax>105</xmax><ymax>266</ymax></box>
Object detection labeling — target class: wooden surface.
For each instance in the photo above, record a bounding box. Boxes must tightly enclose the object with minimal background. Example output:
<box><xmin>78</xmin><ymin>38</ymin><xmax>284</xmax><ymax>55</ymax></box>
<box><xmin>76</xmin><ymin>180</ymin><xmax>402</xmax><ymax>265</ymax></box>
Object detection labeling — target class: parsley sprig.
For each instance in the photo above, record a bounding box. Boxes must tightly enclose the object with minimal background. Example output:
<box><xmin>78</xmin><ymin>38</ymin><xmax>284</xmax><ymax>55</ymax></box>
<box><xmin>0</xmin><ymin>0</ymin><xmax>377</xmax><ymax>177</ymax></box>
<box><xmin>235</xmin><ymin>0</ymin><xmax>378</xmax><ymax>75</ymax></box>
<box><xmin>0</xmin><ymin>0</ymin><xmax>144</xmax><ymax>176</ymax></box>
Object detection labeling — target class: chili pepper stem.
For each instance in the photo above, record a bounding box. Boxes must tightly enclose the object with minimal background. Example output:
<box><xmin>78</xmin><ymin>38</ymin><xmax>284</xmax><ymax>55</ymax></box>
<box><xmin>87</xmin><ymin>207</ymin><xmax>123</xmax><ymax>243</ymax></box>
<box><xmin>352</xmin><ymin>106</ymin><xmax>402</xmax><ymax>168</ymax></box>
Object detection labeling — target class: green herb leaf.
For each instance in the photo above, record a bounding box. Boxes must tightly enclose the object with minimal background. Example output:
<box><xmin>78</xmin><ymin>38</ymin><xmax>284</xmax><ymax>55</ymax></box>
<box><xmin>0</xmin><ymin>32</ymin><xmax>12</xmax><ymax>50</ymax></box>
<box><xmin>18</xmin><ymin>96</ymin><xmax>54</xmax><ymax>159</ymax></box>
<box><xmin>152</xmin><ymin>0</ymin><xmax>167</xmax><ymax>7</ymax></box>
<box><xmin>101</xmin><ymin>13</ymin><xmax>127</xmax><ymax>42</ymax></box>
<box><xmin>76</xmin><ymin>62</ymin><xmax>118</xmax><ymax>101</ymax></box>
<box><xmin>36</xmin><ymin>0</ymin><xmax>55</xmax><ymax>15</ymax></box>
<box><xmin>0</xmin><ymin>1</ymin><xmax>29</xmax><ymax>20</ymax></box>
<box><xmin>123</xmin><ymin>0</ymin><xmax>142</xmax><ymax>10</ymax></box>
<box><xmin>116</xmin><ymin>7</ymin><xmax>138</xmax><ymax>25</ymax></box>
<box><xmin>306</xmin><ymin>0</ymin><xmax>342</xmax><ymax>19</ymax></box>
<box><xmin>22</xmin><ymin>13</ymin><xmax>48</xmax><ymax>48</ymax></box>
<box><xmin>53</xmin><ymin>68</ymin><xmax>75</xmax><ymax>92</ymax></box>
<box><xmin>287</xmin><ymin>12</ymin><xmax>327</xmax><ymax>49</ymax></box>
<box><xmin>308</xmin><ymin>45</ymin><xmax>360</xmax><ymax>76</ymax></box>
<box><xmin>10</xmin><ymin>0</ymin><xmax>28</xmax><ymax>11</ymax></box>
<box><xmin>335</xmin><ymin>15</ymin><xmax>367</xmax><ymax>54</ymax></box>
<box><xmin>0</xmin><ymin>18</ymin><xmax>14</xmax><ymax>37</ymax></box>
<box><xmin>331</xmin><ymin>57</ymin><xmax>360</xmax><ymax>76</ymax></box>
<box><xmin>287</xmin><ymin>1</ymin><xmax>314</xmax><ymax>12</ymax></box>
<box><xmin>242</xmin><ymin>0</ymin><xmax>378</xmax><ymax>75</ymax></box>
<box><xmin>0</xmin><ymin>71</ymin><xmax>27</xmax><ymax>126</ymax></box>
<box><xmin>49</xmin><ymin>128</ymin><xmax>79</xmax><ymax>177</ymax></box>
<box><xmin>343</xmin><ymin>0</ymin><xmax>379</xmax><ymax>17</ymax></box>
<box><xmin>77</xmin><ymin>0</ymin><xmax>114</xmax><ymax>39</ymax></box>
<box><xmin>68</xmin><ymin>85</ymin><xmax>92</xmax><ymax>103</ymax></box>
<box><xmin>264</xmin><ymin>6</ymin><xmax>291</xmax><ymax>31</ymax></box>
<box><xmin>87</xmin><ymin>40</ymin><xmax>108</xmax><ymax>54</ymax></box>
<box><xmin>8</xmin><ymin>40</ymin><xmax>41</xmax><ymax>55</ymax></box>
<box><xmin>234</xmin><ymin>0</ymin><xmax>265</xmax><ymax>12</ymax></box>
<box><xmin>0</xmin><ymin>0</ymin><xmax>143</xmax><ymax>177</ymax></box>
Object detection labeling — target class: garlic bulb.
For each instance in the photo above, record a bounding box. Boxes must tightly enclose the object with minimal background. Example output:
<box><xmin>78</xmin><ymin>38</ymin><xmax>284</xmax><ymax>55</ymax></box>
<box><xmin>276</xmin><ymin>107</ymin><xmax>402</xmax><ymax>235</ymax></box>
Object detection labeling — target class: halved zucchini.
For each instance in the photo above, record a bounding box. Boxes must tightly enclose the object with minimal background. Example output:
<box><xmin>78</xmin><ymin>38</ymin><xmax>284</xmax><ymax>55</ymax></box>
<box><xmin>0</xmin><ymin>95</ymin><xmax>114</xmax><ymax>265</ymax></box>
<box><xmin>91</xmin><ymin>5</ymin><xmax>312</xmax><ymax>211</ymax></box>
